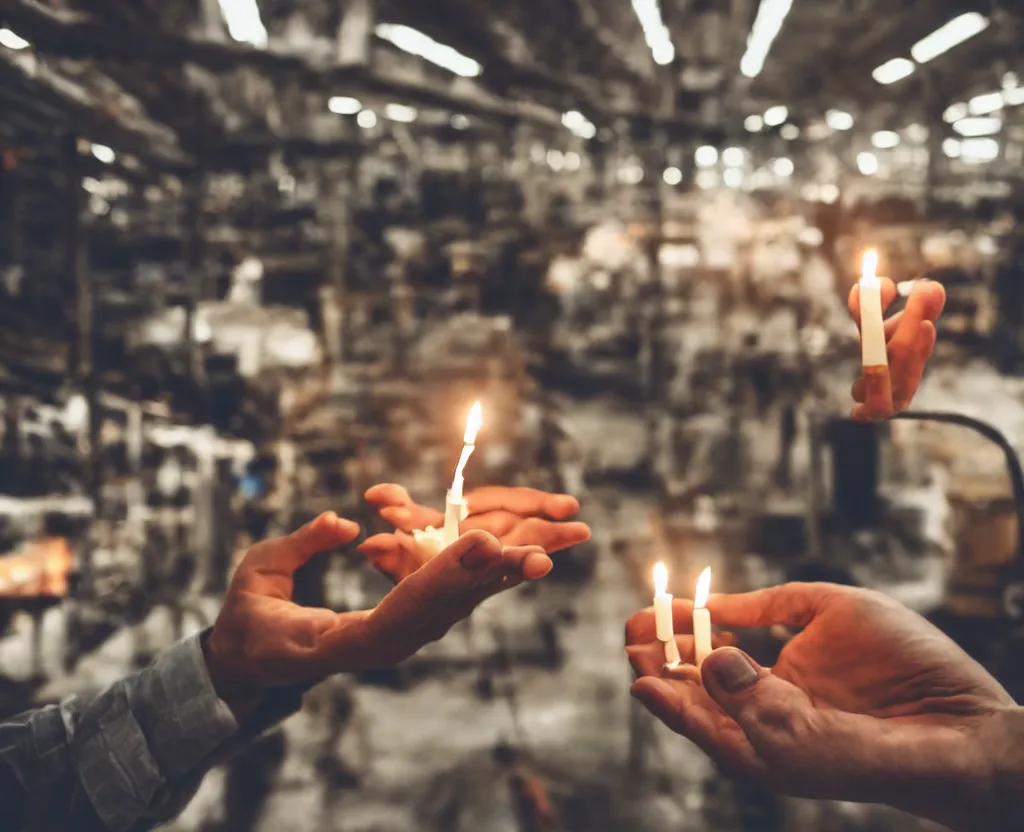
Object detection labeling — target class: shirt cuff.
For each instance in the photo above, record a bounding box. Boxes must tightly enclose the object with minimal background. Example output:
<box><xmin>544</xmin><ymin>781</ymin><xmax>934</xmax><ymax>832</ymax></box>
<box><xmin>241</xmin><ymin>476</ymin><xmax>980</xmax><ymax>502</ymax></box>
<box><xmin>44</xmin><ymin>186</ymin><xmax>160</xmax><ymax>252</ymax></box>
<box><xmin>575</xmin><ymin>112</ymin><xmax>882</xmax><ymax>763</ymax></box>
<box><xmin>127</xmin><ymin>632</ymin><xmax>240</xmax><ymax>777</ymax></box>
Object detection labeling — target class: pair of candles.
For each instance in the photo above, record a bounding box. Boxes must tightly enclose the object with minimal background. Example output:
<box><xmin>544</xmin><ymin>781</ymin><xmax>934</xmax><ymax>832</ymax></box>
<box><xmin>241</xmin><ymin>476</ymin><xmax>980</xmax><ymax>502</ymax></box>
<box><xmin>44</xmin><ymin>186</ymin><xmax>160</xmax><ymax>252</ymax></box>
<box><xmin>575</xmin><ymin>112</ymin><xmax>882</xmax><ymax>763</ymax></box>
<box><xmin>653</xmin><ymin>563</ymin><xmax>712</xmax><ymax>668</ymax></box>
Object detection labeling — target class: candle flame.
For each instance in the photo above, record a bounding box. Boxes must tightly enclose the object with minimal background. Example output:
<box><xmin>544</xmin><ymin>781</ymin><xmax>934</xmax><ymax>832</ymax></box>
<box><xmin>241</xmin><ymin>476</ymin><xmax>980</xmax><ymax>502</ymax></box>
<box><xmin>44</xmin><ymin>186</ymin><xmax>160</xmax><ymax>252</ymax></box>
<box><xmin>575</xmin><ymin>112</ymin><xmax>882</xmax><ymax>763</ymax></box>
<box><xmin>695</xmin><ymin>567</ymin><xmax>711</xmax><ymax>609</ymax></box>
<box><xmin>464</xmin><ymin>401</ymin><xmax>482</xmax><ymax>445</ymax></box>
<box><xmin>861</xmin><ymin>249</ymin><xmax>878</xmax><ymax>284</ymax></box>
<box><xmin>653</xmin><ymin>562</ymin><xmax>668</xmax><ymax>596</ymax></box>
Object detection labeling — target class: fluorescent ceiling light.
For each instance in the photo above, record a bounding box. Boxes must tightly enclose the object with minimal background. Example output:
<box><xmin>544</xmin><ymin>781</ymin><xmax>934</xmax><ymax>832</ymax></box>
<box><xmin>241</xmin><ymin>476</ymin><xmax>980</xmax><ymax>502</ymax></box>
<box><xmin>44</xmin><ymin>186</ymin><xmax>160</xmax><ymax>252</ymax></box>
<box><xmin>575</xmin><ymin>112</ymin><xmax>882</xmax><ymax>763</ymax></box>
<box><xmin>357</xmin><ymin>110</ymin><xmax>378</xmax><ymax>129</ymax></box>
<box><xmin>911</xmin><ymin>13</ymin><xmax>989</xmax><ymax>64</ymax></box>
<box><xmin>722</xmin><ymin>147</ymin><xmax>745</xmax><ymax>167</ymax></box>
<box><xmin>968</xmin><ymin>91</ymin><xmax>1003</xmax><ymax>115</ymax></box>
<box><xmin>872</xmin><ymin>58</ymin><xmax>914</xmax><ymax>85</ymax></box>
<box><xmin>663</xmin><ymin>167</ymin><xmax>683</xmax><ymax>186</ymax></box>
<box><xmin>451</xmin><ymin>114</ymin><xmax>470</xmax><ymax>130</ymax></box>
<box><xmin>631</xmin><ymin>0</ymin><xmax>675</xmax><ymax>66</ymax></box>
<box><xmin>856</xmin><ymin>151</ymin><xmax>879</xmax><ymax>175</ymax></box>
<box><xmin>942</xmin><ymin>138</ymin><xmax>961</xmax><ymax>158</ymax></box>
<box><xmin>944</xmin><ymin>103</ymin><xmax>968</xmax><ymax>123</ymax></box>
<box><xmin>826</xmin><ymin>109</ymin><xmax>854</xmax><ymax>131</ymax></box>
<box><xmin>723</xmin><ymin>167</ymin><xmax>744</xmax><ymax>188</ymax></box>
<box><xmin>780</xmin><ymin>124</ymin><xmax>800</xmax><ymax>140</ymax></box>
<box><xmin>217</xmin><ymin>0</ymin><xmax>268</xmax><ymax>49</ymax></box>
<box><xmin>871</xmin><ymin>130</ymin><xmax>900</xmax><ymax>149</ymax></box>
<box><xmin>695</xmin><ymin>146</ymin><xmax>718</xmax><ymax>167</ymax></box>
<box><xmin>384</xmin><ymin>103</ymin><xmax>417</xmax><ymax>123</ymax></box>
<box><xmin>328</xmin><ymin>96</ymin><xmax>362</xmax><ymax>115</ymax></box>
<box><xmin>376</xmin><ymin>23</ymin><xmax>481</xmax><ymax>77</ymax></box>
<box><xmin>562</xmin><ymin>111</ymin><xmax>597</xmax><ymax>140</ymax></box>
<box><xmin>953</xmin><ymin>117</ymin><xmax>1002</xmax><ymax>137</ymax></box>
<box><xmin>764</xmin><ymin>105</ymin><xmax>788</xmax><ymax>126</ymax></box>
<box><xmin>0</xmin><ymin>28</ymin><xmax>30</xmax><ymax>50</ymax></box>
<box><xmin>739</xmin><ymin>0</ymin><xmax>794</xmax><ymax>79</ymax></box>
<box><xmin>744</xmin><ymin>115</ymin><xmax>764</xmax><ymax>132</ymax></box>
<box><xmin>91</xmin><ymin>144</ymin><xmax>115</xmax><ymax>164</ymax></box>
<box><xmin>772</xmin><ymin>157</ymin><xmax>793</xmax><ymax>177</ymax></box>
<box><xmin>1005</xmin><ymin>87</ymin><xmax>1024</xmax><ymax>107</ymax></box>
<box><xmin>960</xmin><ymin>138</ymin><xmax>999</xmax><ymax>163</ymax></box>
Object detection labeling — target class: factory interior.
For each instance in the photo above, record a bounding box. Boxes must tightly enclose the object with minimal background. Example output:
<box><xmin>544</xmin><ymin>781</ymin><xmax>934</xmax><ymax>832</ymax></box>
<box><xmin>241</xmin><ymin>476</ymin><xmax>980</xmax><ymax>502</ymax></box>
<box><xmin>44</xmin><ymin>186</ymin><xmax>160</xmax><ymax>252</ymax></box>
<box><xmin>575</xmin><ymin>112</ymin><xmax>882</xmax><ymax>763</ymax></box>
<box><xmin>2</xmin><ymin>0</ymin><xmax>1024</xmax><ymax>830</ymax></box>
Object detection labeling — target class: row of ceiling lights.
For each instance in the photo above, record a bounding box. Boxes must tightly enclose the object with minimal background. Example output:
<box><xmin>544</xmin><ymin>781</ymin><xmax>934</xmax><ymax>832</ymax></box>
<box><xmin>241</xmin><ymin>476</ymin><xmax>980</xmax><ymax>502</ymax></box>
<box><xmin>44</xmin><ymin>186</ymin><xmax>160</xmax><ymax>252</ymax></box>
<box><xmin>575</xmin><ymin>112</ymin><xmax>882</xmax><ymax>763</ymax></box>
<box><xmin>872</xmin><ymin>12</ymin><xmax>989</xmax><ymax>85</ymax></box>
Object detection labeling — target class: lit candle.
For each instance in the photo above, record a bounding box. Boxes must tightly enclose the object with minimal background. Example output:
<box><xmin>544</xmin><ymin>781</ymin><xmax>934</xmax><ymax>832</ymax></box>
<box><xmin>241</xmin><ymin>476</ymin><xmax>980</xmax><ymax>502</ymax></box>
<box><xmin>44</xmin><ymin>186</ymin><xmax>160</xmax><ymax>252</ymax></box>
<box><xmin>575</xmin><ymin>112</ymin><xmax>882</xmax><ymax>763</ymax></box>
<box><xmin>693</xmin><ymin>567</ymin><xmax>712</xmax><ymax>668</ymax></box>
<box><xmin>653</xmin><ymin>562</ymin><xmax>681</xmax><ymax>668</ymax></box>
<box><xmin>859</xmin><ymin>250</ymin><xmax>894</xmax><ymax>414</ymax></box>
<box><xmin>412</xmin><ymin>402</ymin><xmax>481</xmax><ymax>557</ymax></box>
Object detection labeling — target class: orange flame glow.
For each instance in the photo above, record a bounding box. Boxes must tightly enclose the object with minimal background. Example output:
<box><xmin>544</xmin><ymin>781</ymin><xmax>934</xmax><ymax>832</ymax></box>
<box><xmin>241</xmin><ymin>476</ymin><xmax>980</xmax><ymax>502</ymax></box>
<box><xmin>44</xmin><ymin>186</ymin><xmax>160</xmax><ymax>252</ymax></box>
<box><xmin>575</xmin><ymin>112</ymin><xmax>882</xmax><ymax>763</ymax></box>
<box><xmin>653</xmin><ymin>562</ymin><xmax>668</xmax><ymax>596</ymax></box>
<box><xmin>464</xmin><ymin>402</ymin><xmax>482</xmax><ymax>444</ymax></box>
<box><xmin>695</xmin><ymin>567</ymin><xmax>712</xmax><ymax>609</ymax></box>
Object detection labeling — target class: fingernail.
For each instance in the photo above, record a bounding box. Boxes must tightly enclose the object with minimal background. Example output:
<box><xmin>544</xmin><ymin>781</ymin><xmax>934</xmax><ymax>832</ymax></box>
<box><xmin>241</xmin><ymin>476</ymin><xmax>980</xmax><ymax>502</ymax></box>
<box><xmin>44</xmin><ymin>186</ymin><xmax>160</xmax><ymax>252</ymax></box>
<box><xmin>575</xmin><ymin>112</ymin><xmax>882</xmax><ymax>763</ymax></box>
<box><xmin>705</xmin><ymin>650</ymin><xmax>759</xmax><ymax>694</ymax></box>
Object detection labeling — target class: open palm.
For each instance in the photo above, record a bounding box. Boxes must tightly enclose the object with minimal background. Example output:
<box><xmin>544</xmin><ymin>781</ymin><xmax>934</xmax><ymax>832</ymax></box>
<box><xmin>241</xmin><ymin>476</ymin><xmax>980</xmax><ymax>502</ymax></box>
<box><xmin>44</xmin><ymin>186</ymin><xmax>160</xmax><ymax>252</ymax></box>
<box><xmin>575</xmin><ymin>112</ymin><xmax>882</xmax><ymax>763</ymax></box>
<box><xmin>626</xmin><ymin>583</ymin><xmax>1015</xmax><ymax>828</ymax></box>
<box><xmin>359</xmin><ymin>483</ymin><xmax>591</xmax><ymax>583</ymax></box>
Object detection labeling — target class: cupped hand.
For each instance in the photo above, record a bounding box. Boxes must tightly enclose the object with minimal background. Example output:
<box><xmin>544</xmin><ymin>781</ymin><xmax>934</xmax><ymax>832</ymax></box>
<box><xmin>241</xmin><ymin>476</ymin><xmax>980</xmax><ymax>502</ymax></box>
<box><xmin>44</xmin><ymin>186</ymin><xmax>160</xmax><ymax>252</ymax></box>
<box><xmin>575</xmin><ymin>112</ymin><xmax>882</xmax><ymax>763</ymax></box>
<box><xmin>848</xmin><ymin>278</ymin><xmax>945</xmax><ymax>420</ymax></box>
<box><xmin>359</xmin><ymin>483</ymin><xmax>591</xmax><ymax>583</ymax></box>
<box><xmin>625</xmin><ymin>583</ymin><xmax>1019</xmax><ymax>831</ymax></box>
<box><xmin>205</xmin><ymin>513</ymin><xmax>552</xmax><ymax>720</ymax></box>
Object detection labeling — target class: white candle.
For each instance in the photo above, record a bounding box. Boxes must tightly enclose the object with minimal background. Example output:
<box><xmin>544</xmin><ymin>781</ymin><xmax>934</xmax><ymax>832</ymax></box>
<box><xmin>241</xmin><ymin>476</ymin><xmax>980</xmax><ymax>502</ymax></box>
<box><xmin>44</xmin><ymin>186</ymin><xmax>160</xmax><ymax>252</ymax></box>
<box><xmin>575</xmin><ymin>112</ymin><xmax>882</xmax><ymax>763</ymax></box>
<box><xmin>653</xmin><ymin>562</ymin><xmax>681</xmax><ymax>667</ymax></box>
<box><xmin>859</xmin><ymin>250</ymin><xmax>888</xmax><ymax>368</ymax></box>
<box><xmin>442</xmin><ymin>402</ymin><xmax>482</xmax><ymax>547</ymax></box>
<box><xmin>693</xmin><ymin>567</ymin><xmax>712</xmax><ymax>668</ymax></box>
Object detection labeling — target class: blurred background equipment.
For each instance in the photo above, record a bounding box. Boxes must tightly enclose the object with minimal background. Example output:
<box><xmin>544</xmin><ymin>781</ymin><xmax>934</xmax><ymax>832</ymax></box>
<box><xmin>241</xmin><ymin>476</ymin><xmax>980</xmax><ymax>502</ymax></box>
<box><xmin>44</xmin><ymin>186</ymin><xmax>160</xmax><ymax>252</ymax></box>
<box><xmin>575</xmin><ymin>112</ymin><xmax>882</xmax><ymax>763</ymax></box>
<box><xmin>1</xmin><ymin>0</ymin><xmax>1023</xmax><ymax>829</ymax></box>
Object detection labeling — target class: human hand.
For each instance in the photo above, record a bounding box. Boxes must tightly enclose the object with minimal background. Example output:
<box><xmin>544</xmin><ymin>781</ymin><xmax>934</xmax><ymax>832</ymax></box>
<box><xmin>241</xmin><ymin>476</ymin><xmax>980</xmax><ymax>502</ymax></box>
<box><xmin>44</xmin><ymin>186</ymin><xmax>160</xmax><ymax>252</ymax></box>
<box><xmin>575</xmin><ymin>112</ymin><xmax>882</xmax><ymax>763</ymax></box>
<box><xmin>359</xmin><ymin>484</ymin><xmax>591</xmax><ymax>582</ymax></box>
<box><xmin>205</xmin><ymin>513</ymin><xmax>552</xmax><ymax>721</ymax></box>
<box><xmin>626</xmin><ymin>583</ymin><xmax>1023</xmax><ymax>831</ymax></box>
<box><xmin>848</xmin><ymin>278</ymin><xmax>945</xmax><ymax>420</ymax></box>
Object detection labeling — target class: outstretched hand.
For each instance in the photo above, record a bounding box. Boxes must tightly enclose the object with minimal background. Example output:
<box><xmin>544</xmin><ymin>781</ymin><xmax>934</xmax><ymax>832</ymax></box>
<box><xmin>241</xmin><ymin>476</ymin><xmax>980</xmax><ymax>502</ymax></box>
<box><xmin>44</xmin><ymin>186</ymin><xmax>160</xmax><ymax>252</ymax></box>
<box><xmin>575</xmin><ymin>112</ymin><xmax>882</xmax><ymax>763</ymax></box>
<box><xmin>625</xmin><ymin>583</ymin><xmax>1021</xmax><ymax>832</ymax></box>
<box><xmin>848</xmin><ymin>278</ymin><xmax>945</xmax><ymax>420</ymax></box>
<box><xmin>359</xmin><ymin>484</ymin><xmax>591</xmax><ymax>583</ymax></box>
<box><xmin>205</xmin><ymin>514</ymin><xmax>552</xmax><ymax>721</ymax></box>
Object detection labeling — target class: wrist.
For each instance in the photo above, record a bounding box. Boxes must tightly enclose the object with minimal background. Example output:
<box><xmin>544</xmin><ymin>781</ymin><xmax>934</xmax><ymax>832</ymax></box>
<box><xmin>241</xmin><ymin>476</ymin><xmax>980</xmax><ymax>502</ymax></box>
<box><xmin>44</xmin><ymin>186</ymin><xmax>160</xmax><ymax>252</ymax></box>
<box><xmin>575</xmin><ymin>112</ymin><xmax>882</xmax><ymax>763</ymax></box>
<box><xmin>980</xmin><ymin>706</ymin><xmax>1024</xmax><ymax>832</ymax></box>
<box><xmin>897</xmin><ymin>707</ymin><xmax>1024</xmax><ymax>832</ymax></box>
<box><xmin>201</xmin><ymin>629</ymin><xmax>266</xmax><ymax>724</ymax></box>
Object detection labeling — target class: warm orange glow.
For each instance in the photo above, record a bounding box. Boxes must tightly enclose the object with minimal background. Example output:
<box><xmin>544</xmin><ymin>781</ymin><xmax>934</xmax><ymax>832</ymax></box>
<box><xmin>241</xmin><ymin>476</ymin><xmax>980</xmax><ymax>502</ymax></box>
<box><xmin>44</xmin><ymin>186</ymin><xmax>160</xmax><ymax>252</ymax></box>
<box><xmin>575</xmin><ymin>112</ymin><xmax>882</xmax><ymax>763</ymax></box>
<box><xmin>861</xmin><ymin>249</ymin><xmax>879</xmax><ymax>284</ymax></box>
<box><xmin>695</xmin><ymin>567</ymin><xmax>711</xmax><ymax>609</ymax></box>
<box><xmin>464</xmin><ymin>401</ymin><xmax>482</xmax><ymax>444</ymax></box>
<box><xmin>653</xmin><ymin>562</ymin><xmax>668</xmax><ymax>596</ymax></box>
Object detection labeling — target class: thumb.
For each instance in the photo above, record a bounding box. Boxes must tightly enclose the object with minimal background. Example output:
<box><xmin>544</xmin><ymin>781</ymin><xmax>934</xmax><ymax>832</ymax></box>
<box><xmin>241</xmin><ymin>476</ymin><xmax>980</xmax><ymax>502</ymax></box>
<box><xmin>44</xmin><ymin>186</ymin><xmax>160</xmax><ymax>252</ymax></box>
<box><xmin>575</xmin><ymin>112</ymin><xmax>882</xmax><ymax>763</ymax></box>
<box><xmin>701</xmin><ymin>648</ymin><xmax>817</xmax><ymax>759</ymax></box>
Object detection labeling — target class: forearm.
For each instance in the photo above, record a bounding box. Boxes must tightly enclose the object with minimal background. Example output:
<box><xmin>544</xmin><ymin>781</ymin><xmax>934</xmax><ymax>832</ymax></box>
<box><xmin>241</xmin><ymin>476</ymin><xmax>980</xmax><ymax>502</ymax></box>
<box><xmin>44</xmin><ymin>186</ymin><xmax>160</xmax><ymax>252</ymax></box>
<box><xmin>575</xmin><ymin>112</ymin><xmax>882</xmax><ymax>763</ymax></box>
<box><xmin>0</xmin><ymin>633</ymin><xmax>301</xmax><ymax>832</ymax></box>
<box><xmin>892</xmin><ymin>707</ymin><xmax>1024</xmax><ymax>832</ymax></box>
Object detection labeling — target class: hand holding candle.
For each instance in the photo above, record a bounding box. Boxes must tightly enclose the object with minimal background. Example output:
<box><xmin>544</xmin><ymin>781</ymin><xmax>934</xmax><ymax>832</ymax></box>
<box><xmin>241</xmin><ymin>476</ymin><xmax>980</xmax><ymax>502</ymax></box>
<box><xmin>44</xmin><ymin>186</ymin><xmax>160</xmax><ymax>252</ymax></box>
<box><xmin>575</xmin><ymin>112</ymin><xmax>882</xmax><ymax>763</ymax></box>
<box><xmin>653</xmin><ymin>562</ymin><xmax>682</xmax><ymax>667</ymax></box>
<box><xmin>849</xmin><ymin>268</ymin><xmax>946</xmax><ymax>421</ymax></box>
<box><xmin>857</xmin><ymin>249</ymin><xmax>895</xmax><ymax>419</ymax></box>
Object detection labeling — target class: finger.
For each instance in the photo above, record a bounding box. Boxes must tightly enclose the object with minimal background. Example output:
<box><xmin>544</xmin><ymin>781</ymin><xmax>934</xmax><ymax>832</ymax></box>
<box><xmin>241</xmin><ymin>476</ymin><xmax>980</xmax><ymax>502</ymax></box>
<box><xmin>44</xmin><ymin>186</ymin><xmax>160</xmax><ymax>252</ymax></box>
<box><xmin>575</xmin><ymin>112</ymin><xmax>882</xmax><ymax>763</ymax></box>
<box><xmin>364</xmin><ymin>483</ymin><xmax>415</xmax><ymax>507</ymax></box>
<box><xmin>358</xmin><ymin>532</ymin><xmax>424</xmax><ymax>584</ymax></box>
<box><xmin>500</xmin><ymin>545</ymin><xmax>554</xmax><ymax>581</ymax></box>
<box><xmin>891</xmin><ymin>320</ymin><xmax>937</xmax><ymax>410</ymax></box>
<box><xmin>380</xmin><ymin>504</ymin><xmax>444</xmax><ymax>533</ymax></box>
<box><xmin>626</xmin><ymin>633</ymin><xmax>738</xmax><ymax>677</ymax></box>
<box><xmin>491</xmin><ymin>517</ymin><xmax>592</xmax><ymax>552</ymax></box>
<box><xmin>700</xmin><ymin>648</ymin><xmax>819</xmax><ymax>769</ymax></box>
<box><xmin>703</xmin><ymin>584</ymin><xmax>836</xmax><ymax>630</ymax></box>
<box><xmin>861</xmin><ymin>369</ymin><xmax>894</xmax><ymax>420</ymax></box>
<box><xmin>363</xmin><ymin>531</ymin><xmax>539</xmax><ymax>664</ymax></box>
<box><xmin>631</xmin><ymin>676</ymin><xmax>766</xmax><ymax>781</ymax></box>
<box><xmin>848</xmin><ymin>278</ymin><xmax>898</xmax><ymax>326</ymax></box>
<box><xmin>242</xmin><ymin>512</ymin><xmax>359</xmax><ymax>578</ymax></box>
<box><xmin>626</xmin><ymin>602</ymin><xmax>695</xmax><ymax>646</ymax></box>
<box><xmin>466</xmin><ymin>487</ymin><xmax>581</xmax><ymax>520</ymax></box>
